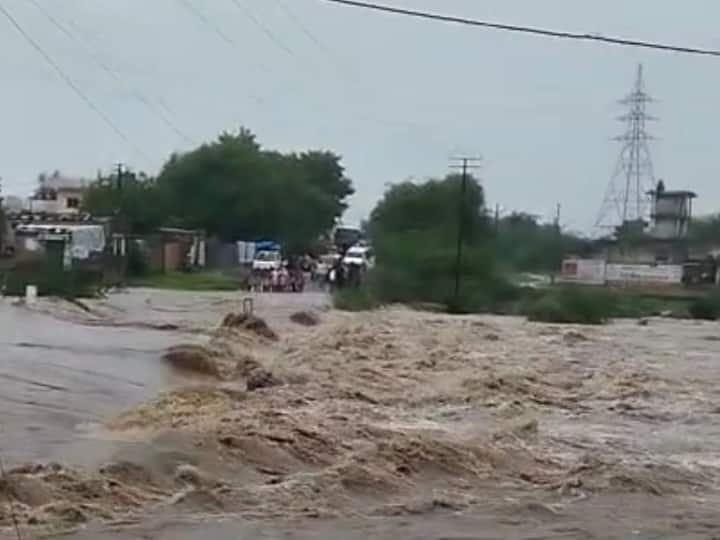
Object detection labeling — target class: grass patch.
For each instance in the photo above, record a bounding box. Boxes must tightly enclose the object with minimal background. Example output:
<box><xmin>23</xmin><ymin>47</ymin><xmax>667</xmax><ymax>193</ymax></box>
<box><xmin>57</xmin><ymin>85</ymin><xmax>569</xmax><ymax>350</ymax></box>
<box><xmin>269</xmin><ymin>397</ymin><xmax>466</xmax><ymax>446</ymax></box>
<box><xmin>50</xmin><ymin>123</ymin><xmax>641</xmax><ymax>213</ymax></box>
<box><xmin>129</xmin><ymin>271</ymin><xmax>242</xmax><ymax>291</ymax></box>
<box><xmin>2</xmin><ymin>268</ymin><xmax>103</xmax><ymax>299</ymax></box>
<box><xmin>522</xmin><ymin>286</ymin><xmax>695</xmax><ymax>324</ymax></box>
<box><xmin>523</xmin><ymin>287</ymin><xmax>614</xmax><ymax>325</ymax></box>
<box><xmin>688</xmin><ymin>293</ymin><xmax>720</xmax><ymax>321</ymax></box>
<box><xmin>333</xmin><ymin>285</ymin><xmax>380</xmax><ymax>311</ymax></box>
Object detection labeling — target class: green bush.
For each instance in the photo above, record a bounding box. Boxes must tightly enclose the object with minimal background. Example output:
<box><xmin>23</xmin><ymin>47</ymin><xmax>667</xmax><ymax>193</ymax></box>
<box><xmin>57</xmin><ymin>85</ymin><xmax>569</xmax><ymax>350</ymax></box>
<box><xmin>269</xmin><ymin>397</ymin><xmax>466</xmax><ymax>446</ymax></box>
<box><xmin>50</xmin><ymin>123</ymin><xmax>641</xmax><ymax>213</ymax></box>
<box><xmin>524</xmin><ymin>287</ymin><xmax>615</xmax><ymax>325</ymax></box>
<box><xmin>126</xmin><ymin>241</ymin><xmax>149</xmax><ymax>277</ymax></box>
<box><xmin>364</xmin><ymin>229</ymin><xmax>514</xmax><ymax>314</ymax></box>
<box><xmin>689</xmin><ymin>294</ymin><xmax>720</xmax><ymax>321</ymax></box>
<box><xmin>333</xmin><ymin>285</ymin><xmax>380</xmax><ymax>311</ymax></box>
<box><xmin>3</xmin><ymin>267</ymin><xmax>102</xmax><ymax>299</ymax></box>
<box><xmin>129</xmin><ymin>271</ymin><xmax>241</xmax><ymax>291</ymax></box>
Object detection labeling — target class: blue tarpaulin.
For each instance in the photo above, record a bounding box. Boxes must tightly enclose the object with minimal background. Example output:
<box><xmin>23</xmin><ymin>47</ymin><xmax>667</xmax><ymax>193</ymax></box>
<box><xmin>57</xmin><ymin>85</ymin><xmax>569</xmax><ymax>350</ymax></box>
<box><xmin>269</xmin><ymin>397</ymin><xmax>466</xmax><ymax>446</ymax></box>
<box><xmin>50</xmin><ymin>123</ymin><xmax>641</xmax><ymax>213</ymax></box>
<box><xmin>255</xmin><ymin>240</ymin><xmax>280</xmax><ymax>251</ymax></box>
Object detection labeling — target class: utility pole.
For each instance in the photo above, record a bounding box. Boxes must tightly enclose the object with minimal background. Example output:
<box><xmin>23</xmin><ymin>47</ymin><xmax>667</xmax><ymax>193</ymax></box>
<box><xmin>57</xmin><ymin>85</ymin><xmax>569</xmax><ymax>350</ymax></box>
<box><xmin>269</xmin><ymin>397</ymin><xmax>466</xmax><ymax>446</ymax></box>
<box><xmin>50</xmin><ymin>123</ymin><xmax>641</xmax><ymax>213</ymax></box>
<box><xmin>449</xmin><ymin>156</ymin><xmax>482</xmax><ymax>305</ymax></box>
<box><xmin>554</xmin><ymin>203</ymin><xmax>561</xmax><ymax>231</ymax></box>
<box><xmin>113</xmin><ymin>163</ymin><xmax>129</xmax><ymax>279</ymax></box>
<box><xmin>554</xmin><ymin>203</ymin><xmax>562</xmax><ymax>280</ymax></box>
<box><xmin>115</xmin><ymin>162</ymin><xmax>125</xmax><ymax>192</ymax></box>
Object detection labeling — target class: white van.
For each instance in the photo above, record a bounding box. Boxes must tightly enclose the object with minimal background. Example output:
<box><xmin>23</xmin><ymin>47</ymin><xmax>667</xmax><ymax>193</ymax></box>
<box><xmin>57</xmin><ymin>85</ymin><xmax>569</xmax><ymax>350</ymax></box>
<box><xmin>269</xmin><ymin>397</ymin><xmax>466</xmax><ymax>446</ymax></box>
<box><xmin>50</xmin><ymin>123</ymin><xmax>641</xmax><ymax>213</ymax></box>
<box><xmin>342</xmin><ymin>245</ymin><xmax>375</xmax><ymax>269</ymax></box>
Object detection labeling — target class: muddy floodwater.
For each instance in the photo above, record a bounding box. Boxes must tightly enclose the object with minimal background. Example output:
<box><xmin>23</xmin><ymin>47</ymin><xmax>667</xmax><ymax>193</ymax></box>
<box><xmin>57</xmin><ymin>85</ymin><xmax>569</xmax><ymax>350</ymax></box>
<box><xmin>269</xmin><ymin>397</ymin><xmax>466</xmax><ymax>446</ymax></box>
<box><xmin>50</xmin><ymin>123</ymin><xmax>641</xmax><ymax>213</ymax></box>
<box><xmin>2</xmin><ymin>289</ymin><xmax>720</xmax><ymax>539</ymax></box>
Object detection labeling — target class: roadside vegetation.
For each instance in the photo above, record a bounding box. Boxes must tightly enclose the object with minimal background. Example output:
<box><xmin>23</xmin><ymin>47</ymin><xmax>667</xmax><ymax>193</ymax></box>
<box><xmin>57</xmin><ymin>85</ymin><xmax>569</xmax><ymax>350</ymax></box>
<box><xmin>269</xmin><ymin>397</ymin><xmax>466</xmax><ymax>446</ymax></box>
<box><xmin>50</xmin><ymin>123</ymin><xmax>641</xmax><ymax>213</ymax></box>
<box><xmin>688</xmin><ymin>293</ymin><xmax>720</xmax><ymax>321</ymax></box>
<box><xmin>2</xmin><ymin>267</ymin><xmax>102</xmax><ymax>299</ymax></box>
<box><xmin>82</xmin><ymin>128</ymin><xmax>353</xmax><ymax>254</ymax></box>
<box><xmin>128</xmin><ymin>271</ymin><xmax>244</xmax><ymax>291</ymax></box>
<box><xmin>332</xmin><ymin>173</ymin><xmax>713</xmax><ymax>325</ymax></box>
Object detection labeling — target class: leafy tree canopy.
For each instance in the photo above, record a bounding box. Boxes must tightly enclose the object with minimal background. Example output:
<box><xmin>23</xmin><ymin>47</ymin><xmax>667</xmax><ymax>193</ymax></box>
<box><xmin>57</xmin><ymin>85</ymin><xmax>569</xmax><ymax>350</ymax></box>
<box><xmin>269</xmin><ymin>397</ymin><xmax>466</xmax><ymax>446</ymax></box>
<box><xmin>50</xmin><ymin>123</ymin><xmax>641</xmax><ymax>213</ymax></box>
<box><xmin>368</xmin><ymin>173</ymin><xmax>488</xmax><ymax>245</ymax></box>
<box><xmin>82</xmin><ymin>170</ymin><xmax>164</xmax><ymax>235</ymax></box>
<box><xmin>155</xmin><ymin>128</ymin><xmax>353</xmax><ymax>250</ymax></box>
<box><xmin>689</xmin><ymin>214</ymin><xmax>720</xmax><ymax>245</ymax></box>
<box><xmin>84</xmin><ymin>127</ymin><xmax>354</xmax><ymax>251</ymax></box>
<box><xmin>495</xmin><ymin>212</ymin><xmax>584</xmax><ymax>272</ymax></box>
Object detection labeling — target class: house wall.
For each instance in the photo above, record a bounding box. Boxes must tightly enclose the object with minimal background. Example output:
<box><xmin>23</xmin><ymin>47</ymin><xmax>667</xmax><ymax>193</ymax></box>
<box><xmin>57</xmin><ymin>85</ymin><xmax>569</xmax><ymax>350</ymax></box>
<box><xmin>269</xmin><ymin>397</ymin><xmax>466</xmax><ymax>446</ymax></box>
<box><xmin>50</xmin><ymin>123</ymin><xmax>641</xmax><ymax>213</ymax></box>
<box><xmin>30</xmin><ymin>190</ymin><xmax>83</xmax><ymax>215</ymax></box>
<box><xmin>56</xmin><ymin>190</ymin><xmax>82</xmax><ymax>213</ymax></box>
<box><xmin>206</xmin><ymin>239</ymin><xmax>239</xmax><ymax>269</ymax></box>
<box><xmin>605</xmin><ymin>242</ymin><xmax>687</xmax><ymax>265</ymax></box>
<box><xmin>163</xmin><ymin>242</ymin><xmax>182</xmax><ymax>272</ymax></box>
<box><xmin>560</xmin><ymin>257</ymin><xmax>683</xmax><ymax>287</ymax></box>
<box><xmin>655</xmin><ymin>196</ymin><xmax>688</xmax><ymax>217</ymax></box>
<box><xmin>606</xmin><ymin>245</ymin><xmax>658</xmax><ymax>264</ymax></box>
<box><xmin>652</xmin><ymin>220</ymin><xmax>684</xmax><ymax>239</ymax></box>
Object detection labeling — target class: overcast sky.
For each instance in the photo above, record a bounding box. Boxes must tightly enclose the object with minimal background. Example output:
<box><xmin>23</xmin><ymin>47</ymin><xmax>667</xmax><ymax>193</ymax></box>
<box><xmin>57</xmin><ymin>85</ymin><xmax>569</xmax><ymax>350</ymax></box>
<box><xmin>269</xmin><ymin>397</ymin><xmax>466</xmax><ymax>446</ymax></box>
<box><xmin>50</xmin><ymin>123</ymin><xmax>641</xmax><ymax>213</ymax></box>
<box><xmin>1</xmin><ymin>0</ymin><xmax>719</xmax><ymax>232</ymax></box>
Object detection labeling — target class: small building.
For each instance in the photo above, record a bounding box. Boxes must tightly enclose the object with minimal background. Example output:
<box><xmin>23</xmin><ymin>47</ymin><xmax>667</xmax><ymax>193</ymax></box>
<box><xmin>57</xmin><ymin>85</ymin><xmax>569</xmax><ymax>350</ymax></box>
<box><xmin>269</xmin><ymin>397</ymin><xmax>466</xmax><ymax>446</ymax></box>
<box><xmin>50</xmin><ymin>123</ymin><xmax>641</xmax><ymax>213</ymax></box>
<box><xmin>559</xmin><ymin>180</ymin><xmax>698</xmax><ymax>287</ymax></box>
<box><xmin>140</xmin><ymin>228</ymin><xmax>206</xmax><ymax>273</ymax></box>
<box><xmin>648</xmin><ymin>180</ymin><xmax>696</xmax><ymax>239</ymax></box>
<box><xmin>29</xmin><ymin>172</ymin><xmax>89</xmax><ymax>215</ymax></box>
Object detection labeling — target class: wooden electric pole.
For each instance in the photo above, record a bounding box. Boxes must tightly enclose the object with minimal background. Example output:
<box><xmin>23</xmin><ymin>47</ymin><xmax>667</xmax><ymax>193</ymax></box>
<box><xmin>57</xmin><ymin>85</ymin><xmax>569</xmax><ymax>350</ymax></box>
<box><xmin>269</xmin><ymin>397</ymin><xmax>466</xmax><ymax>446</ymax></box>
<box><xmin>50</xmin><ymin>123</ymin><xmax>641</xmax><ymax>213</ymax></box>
<box><xmin>449</xmin><ymin>156</ymin><xmax>482</xmax><ymax>306</ymax></box>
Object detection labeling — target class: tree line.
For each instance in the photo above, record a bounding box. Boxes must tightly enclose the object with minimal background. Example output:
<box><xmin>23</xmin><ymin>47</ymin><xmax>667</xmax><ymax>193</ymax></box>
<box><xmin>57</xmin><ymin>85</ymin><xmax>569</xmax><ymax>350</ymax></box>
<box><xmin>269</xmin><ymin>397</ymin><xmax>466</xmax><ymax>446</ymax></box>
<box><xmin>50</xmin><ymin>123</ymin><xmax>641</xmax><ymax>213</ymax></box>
<box><xmin>82</xmin><ymin>128</ymin><xmax>354</xmax><ymax>253</ymax></box>
<box><xmin>359</xmin><ymin>172</ymin><xmax>586</xmax><ymax>311</ymax></box>
<box><xmin>80</xmin><ymin>126</ymin><xmax>583</xmax><ymax>294</ymax></box>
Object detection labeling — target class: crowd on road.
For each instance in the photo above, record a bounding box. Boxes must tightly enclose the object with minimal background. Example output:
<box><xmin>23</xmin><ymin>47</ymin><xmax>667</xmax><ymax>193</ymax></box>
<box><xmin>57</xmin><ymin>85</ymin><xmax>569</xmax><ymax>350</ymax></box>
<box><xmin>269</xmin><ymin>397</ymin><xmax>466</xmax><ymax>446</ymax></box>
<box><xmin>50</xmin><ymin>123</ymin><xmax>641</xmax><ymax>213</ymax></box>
<box><xmin>249</xmin><ymin>247</ymin><xmax>373</xmax><ymax>293</ymax></box>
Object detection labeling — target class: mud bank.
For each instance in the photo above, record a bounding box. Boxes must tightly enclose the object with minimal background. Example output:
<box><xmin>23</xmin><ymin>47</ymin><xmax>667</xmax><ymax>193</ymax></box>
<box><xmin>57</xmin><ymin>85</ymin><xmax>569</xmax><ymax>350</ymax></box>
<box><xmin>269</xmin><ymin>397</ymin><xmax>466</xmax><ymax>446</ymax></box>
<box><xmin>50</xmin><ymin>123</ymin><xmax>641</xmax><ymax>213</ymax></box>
<box><xmin>3</xmin><ymin>303</ymin><xmax>720</xmax><ymax>538</ymax></box>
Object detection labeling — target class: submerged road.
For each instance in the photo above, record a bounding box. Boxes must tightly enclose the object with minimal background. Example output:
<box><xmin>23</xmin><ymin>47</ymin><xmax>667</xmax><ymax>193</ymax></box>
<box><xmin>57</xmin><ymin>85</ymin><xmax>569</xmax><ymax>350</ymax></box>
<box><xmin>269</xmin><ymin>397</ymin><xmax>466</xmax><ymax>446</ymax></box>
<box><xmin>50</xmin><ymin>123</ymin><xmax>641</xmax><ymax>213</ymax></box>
<box><xmin>0</xmin><ymin>289</ymin><xmax>327</xmax><ymax>466</ymax></box>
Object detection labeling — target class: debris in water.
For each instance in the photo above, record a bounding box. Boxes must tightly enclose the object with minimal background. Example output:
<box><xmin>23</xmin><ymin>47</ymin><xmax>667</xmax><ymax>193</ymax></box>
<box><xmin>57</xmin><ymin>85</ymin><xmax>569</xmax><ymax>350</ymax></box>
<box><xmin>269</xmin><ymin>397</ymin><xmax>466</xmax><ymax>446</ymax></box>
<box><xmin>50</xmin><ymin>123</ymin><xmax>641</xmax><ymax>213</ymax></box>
<box><xmin>222</xmin><ymin>313</ymin><xmax>278</xmax><ymax>340</ymax></box>
<box><xmin>563</xmin><ymin>330</ymin><xmax>589</xmax><ymax>344</ymax></box>
<box><xmin>246</xmin><ymin>368</ymin><xmax>282</xmax><ymax>391</ymax></box>
<box><xmin>163</xmin><ymin>344</ymin><xmax>221</xmax><ymax>378</ymax></box>
<box><xmin>290</xmin><ymin>310</ymin><xmax>321</xmax><ymax>327</ymax></box>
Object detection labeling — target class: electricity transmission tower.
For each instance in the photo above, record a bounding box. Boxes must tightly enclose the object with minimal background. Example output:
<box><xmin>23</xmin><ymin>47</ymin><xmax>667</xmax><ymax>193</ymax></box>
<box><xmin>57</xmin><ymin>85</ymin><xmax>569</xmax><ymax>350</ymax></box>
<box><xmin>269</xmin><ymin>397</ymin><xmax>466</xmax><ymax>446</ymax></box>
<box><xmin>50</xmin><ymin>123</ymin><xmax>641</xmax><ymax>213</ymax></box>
<box><xmin>595</xmin><ymin>64</ymin><xmax>657</xmax><ymax>231</ymax></box>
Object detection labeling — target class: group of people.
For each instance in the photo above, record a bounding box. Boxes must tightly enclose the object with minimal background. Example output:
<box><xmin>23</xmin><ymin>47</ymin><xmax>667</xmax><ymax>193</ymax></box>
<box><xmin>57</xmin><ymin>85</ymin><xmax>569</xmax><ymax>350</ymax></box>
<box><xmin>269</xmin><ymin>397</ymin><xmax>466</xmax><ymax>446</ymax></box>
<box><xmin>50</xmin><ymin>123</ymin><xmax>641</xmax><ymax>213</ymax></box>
<box><xmin>326</xmin><ymin>259</ymin><xmax>365</xmax><ymax>290</ymax></box>
<box><xmin>250</xmin><ymin>265</ymin><xmax>305</xmax><ymax>293</ymax></box>
<box><xmin>249</xmin><ymin>253</ymin><xmax>368</xmax><ymax>293</ymax></box>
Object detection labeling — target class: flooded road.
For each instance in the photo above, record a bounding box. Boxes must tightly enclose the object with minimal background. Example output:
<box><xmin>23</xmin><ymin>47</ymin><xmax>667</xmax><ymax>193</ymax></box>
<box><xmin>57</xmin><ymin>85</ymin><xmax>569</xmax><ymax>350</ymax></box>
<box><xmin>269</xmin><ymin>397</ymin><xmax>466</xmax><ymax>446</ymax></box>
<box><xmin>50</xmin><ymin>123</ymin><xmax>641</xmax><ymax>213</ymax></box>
<box><xmin>0</xmin><ymin>303</ymin><xmax>175</xmax><ymax>465</ymax></box>
<box><xmin>2</xmin><ymin>292</ymin><xmax>720</xmax><ymax>539</ymax></box>
<box><xmin>0</xmin><ymin>290</ymin><xmax>327</xmax><ymax>465</ymax></box>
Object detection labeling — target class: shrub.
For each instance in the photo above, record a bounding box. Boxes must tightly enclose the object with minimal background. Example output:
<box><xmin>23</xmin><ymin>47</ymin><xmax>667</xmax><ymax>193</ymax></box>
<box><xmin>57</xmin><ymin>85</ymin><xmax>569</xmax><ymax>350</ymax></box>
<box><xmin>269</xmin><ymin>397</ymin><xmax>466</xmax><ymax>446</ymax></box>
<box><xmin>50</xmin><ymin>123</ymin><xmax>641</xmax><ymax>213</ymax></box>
<box><xmin>689</xmin><ymin>294</ymin><xmax>720</xmax><ymax>321</ymax></box>
<box><xmin>3</xmin><ymin>267</ymin><xmax>102</xmax><ymax>299</ymax></box>
<box><xmin>333</xmin><ymin>285</ymin><xmax>380</xmax><ymax>311</ymax></box>
<box><xmin>126</xmin><ymin>241</ymin><xmax>149</xmax><ymax>277</ymax></box>
<box><xmin>524</xmin><ymin>287</ymin><xmax>615</xmax><ymax>325</ymax></box>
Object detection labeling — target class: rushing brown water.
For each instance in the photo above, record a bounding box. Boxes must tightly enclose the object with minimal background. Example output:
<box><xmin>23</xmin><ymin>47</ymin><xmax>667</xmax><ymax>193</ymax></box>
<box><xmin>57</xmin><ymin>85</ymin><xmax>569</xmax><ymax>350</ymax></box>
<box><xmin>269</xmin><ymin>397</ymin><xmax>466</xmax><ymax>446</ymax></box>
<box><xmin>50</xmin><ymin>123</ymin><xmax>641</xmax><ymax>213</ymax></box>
<box><xmin>1</xmin><ymin>291</ymin><xmax>720</xmax><ymax>539</ymax></box>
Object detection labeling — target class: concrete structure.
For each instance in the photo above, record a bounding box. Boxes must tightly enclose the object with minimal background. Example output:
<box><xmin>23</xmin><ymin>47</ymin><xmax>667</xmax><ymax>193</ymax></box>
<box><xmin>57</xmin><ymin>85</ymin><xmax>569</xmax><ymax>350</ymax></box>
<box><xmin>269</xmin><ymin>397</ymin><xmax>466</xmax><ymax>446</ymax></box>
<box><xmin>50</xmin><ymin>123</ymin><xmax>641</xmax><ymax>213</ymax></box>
<box><xmin>648</xmin><ymin>180</ymin><xmax>696</xmax><ymax>239</ymax></box>
<box><xmin>560</xmin><ymin>257</ymin><xmax>684</xmax><ymax>287</ymax></box>
<box><xmin>595</xmin><ymin>237</ymin><xmax>688</xmax><ymax>265</ymax></box>
<box><xmin>30</xmin><ymin>172</ymin><xmax>89</xmax><ymax>215</ymax></box>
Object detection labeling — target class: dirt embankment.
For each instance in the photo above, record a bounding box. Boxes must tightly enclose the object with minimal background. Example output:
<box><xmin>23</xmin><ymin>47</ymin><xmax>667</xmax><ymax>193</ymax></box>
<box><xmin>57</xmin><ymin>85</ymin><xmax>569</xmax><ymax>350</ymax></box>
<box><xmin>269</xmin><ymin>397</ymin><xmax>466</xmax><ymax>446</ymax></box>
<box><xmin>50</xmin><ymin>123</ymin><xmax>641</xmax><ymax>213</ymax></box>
<box><xmin>4</xmin><ymin>310</ymin><xmax>720</xmax><ymax>535</ymax></box>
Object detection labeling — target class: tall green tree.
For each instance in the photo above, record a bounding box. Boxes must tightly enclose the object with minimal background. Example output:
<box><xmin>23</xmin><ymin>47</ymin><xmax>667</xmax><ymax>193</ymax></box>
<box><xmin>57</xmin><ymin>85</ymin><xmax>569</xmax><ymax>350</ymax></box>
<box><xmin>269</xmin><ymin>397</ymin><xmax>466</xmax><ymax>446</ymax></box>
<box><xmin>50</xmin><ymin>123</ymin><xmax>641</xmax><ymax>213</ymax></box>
<box><xmin>82</xmin><ymin>128</ymin><xmax>354</xmax><ymax>250</ymax></box>
<box><xmin>369</xmin><ymin>174</ymin><xmax>488</xmax><ymax>242</ymax></box>
<box><xmin>155</xmin><ymin>128</ymin><xmax>353</xmax><ymax>250</ymax></box>
<box><xmin>366</xmin><ymin>174</ymin><xmax>501</xmax><ymax>309</ymax></box>
<box><xmin>689</xmin><ymin>214</ymin><xmax>720</xmax><ymax>245</ymax></box>
<box><xmin>82</xmin><ymin>170</ymin><xmax>164</xmax><ymax>234</ymax></box>
<box><xmin>494</xmin><ymin>212</ymin><xmax>584</xmax><ymax>272</ymax></box>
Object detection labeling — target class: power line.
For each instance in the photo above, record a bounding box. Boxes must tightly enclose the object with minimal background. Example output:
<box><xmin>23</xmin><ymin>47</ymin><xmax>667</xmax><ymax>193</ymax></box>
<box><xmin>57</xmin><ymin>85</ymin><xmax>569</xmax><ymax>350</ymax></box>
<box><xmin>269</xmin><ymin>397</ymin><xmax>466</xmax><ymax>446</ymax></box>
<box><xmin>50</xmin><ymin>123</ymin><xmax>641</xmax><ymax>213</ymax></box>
<box><xmin>174</xmin><ymin>0</ymin><xmax>266</xmax><ymax>104</ymax></box>
<box><xmin>276</xmin><ymin>0</ymin><xmax>332</xmax><ymax>54</ymax></box>
<box><xmin>186</xmin><ymin>0</ymin><xmax>455</xmax><ymax>151</ymax></box>
<box><xmin>229</xmin><ymin>0</ymin><xmax>299</xmax><ymax>60</ymax></box>
<box><xmin>27</xmin><ymin>0</ymin><xmax>195</xmax><ymax>145</ymax></box>
<box><xmin>177</xmin><ymin>0</ymin><xmax>236</xmax><ymax>47</ymax></box>
<box><xmin>319</xmin><ymin>0</ymin><xmax>720</xmax><ymax>57</ymax></box>
<box><xmin>0</xmin><ymin>2</ymin><xmax>149</xmax><ymax>161</ymax></box>
<box><xmin>272</xmin><ymin>0</ymin><xmax>456</xmax><ymax>148</ymax></box>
